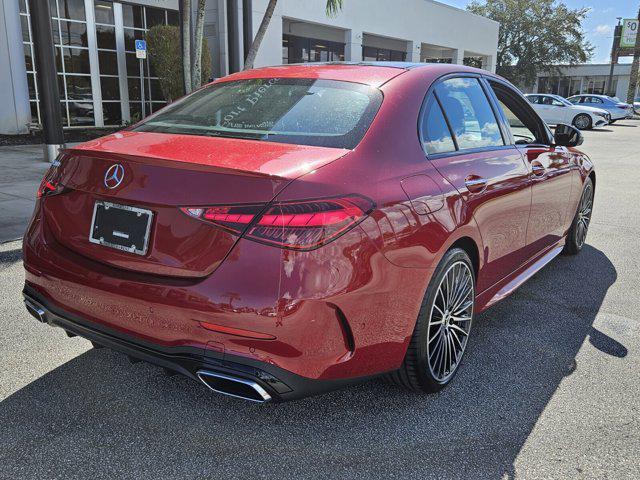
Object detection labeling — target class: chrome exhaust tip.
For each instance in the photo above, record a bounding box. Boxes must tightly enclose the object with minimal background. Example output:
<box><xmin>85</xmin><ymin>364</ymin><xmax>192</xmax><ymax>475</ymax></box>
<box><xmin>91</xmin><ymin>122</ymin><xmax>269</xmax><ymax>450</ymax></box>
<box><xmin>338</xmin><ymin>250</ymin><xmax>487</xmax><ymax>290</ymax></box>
<box><xmin>24</xmin><ymin>298</ymin><xmax>47</xmax><ymax>323</ymax></box>
<box><xmin>197</xmin><ymin>370</ymin><xmax>272</xmax><ymax>403</ymax></box>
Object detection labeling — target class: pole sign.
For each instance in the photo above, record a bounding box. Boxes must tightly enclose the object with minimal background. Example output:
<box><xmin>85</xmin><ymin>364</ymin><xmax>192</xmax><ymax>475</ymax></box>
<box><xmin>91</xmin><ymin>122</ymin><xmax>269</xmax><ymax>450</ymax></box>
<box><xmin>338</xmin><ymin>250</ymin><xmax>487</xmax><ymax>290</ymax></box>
<box><xmin>135</xmin><ymin>39</ymin><xmax>147</xmax><ymax>59</ymax></box>
<box><xmin>621</xmin><ymin>18</ymin><xmax>638</xmax><ymax>48</ymax></box>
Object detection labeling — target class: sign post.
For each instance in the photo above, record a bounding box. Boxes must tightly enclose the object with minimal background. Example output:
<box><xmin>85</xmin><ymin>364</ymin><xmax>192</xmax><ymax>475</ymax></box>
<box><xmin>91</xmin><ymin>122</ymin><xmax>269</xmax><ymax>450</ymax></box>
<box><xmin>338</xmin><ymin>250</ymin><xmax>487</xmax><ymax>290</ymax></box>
<box><xmin>135</xmin><ymin>40</ymin><xmax>147</xmax><ymax>119</ymax></box>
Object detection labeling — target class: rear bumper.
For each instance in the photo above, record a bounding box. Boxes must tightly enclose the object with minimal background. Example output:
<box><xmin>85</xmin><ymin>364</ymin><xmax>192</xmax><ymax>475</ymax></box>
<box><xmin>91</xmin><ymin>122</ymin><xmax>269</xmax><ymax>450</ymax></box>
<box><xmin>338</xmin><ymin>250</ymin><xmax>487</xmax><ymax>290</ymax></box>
<box><xmin>22</xmin><ymin>285</ymin><xmax>373</xmax><ymax>402</ymax></box>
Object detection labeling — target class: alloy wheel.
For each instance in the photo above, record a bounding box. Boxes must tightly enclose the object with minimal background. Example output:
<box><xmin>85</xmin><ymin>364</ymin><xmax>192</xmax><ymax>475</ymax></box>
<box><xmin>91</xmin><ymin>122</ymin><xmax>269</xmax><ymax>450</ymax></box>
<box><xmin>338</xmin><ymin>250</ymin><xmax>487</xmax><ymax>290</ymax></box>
<box><xmin>426</xmin><ymin>261</ymin><xmax>474</xmax><ymax>383</ymax></box>
<box><xmin>574</xmin><ymin>114</ymin><xmax>590</xmax><ymax>130</ymax></box>
<box><xmin>576</xmin><ymin>183</ymin><xmax>593</xmax><ymax>248</ymax></box>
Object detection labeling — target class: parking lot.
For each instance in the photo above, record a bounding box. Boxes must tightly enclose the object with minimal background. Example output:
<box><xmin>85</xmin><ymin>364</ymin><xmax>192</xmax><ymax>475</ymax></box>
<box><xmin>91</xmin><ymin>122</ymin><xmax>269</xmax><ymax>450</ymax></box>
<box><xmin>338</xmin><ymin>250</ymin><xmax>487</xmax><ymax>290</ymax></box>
<box><xmin>1</xmin><ymin>120</ymin><xmax>639</xmax><ymax>479</ymax></box>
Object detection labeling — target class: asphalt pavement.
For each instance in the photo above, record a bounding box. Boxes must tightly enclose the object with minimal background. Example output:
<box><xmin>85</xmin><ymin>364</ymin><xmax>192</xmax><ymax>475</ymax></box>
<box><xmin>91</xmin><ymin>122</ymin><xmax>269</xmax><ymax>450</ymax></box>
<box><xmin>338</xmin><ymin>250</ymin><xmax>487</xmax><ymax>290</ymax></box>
<box><xmin>0</xmin><ymin>121</ymin><xmax>639</xmax><ymax>479</ymax></box>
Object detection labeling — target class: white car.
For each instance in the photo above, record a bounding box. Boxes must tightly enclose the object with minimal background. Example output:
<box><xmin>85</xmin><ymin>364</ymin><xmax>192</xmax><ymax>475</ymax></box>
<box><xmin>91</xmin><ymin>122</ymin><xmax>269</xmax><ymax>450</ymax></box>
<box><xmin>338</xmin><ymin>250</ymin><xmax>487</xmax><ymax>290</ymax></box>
<box><xmin>525</xmin><ymin>93</ymin><xmax>610</xmax><ymax>130</ymax></box>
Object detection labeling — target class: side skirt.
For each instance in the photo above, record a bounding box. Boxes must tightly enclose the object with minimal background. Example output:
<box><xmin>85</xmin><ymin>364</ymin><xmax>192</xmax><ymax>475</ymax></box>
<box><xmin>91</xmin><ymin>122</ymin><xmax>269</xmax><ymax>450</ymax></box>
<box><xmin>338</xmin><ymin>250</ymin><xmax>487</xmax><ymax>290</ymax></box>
<box><xmin>475</xmin><ymin>242</ymin><xmax>565</xmax><ymax>313</ymax></box>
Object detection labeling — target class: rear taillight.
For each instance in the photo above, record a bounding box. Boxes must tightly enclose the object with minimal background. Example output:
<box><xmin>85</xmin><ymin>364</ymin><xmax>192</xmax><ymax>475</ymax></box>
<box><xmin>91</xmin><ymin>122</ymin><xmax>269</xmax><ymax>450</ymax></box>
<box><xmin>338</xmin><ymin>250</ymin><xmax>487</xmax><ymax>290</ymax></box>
<box><xmin>181</xmin><ymin>195</ymin><xmax>374</xmax><ymax>250</ymax></box>
<box><xmin>37</xmin><ymin>154</ymin><xmax>68</xmax><ymax>198</ymax></box>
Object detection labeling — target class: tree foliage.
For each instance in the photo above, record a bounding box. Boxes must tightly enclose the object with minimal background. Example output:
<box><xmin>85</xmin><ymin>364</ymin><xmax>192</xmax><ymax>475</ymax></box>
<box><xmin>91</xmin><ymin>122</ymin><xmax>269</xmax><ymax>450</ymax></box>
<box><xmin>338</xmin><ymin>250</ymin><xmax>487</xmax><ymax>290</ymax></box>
<box><xmin>146</xmin><ymin>25</ymin><xmax>211</xmax><ymax>103</ymax></box>
<box><xmin>468</xmin><ymin>0</ymin><xmax>593</xmax><ymax>87</ymax></box>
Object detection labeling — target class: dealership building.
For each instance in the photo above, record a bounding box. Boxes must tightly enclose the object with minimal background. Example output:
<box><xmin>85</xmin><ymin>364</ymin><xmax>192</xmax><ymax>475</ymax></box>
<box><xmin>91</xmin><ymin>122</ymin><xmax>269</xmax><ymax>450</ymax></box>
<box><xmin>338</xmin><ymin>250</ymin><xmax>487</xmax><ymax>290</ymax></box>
<box><xmin>534</xmin><ymin>63</ymin><xmax>639</xmax><ymax>100</ymax></box>
<box><xmin>0</xmin><ymin>0</ymin><xmax>499</xmax><ymax>135</ymax></box>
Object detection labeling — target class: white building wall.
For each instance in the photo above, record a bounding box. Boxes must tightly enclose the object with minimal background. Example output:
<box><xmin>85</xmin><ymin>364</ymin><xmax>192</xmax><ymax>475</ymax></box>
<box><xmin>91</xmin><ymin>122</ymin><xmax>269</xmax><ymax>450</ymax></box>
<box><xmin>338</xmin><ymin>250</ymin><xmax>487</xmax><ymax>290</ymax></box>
<box><xmin>203</xmin><ymin>0</ymin><xmax>499</xmax><ymax>76</ymax></box>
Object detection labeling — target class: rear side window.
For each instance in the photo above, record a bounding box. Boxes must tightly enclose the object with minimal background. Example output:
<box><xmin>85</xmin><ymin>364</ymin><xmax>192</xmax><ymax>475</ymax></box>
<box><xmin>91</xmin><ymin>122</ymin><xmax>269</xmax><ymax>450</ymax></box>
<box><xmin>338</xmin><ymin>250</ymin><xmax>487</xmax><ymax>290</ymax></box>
<box><xmin>421</xmin><ymin>96</ymin><xmax>456</xmax><ymax>154</ymax></box>
<box><xmin>435</xmin><ymin>78</ymin><xmax>504</xmax><ymax>150</ymax></box>
<box><xmin>132</xmin><ymin>78</ymin><xmax>383</xmax><ymax>149</ymax></box>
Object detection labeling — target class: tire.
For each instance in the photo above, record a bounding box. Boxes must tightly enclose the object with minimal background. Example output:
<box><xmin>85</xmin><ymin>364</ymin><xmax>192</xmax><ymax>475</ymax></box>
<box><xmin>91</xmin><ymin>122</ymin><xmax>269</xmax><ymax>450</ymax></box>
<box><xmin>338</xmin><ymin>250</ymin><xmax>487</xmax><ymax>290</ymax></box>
<box><xmin>562</xmin><ymin>177</ymin><xmax>594</xmax><ymax>256</ymax></box>
<box><xmin>388</xmin><ymin>248</ymin><xmax>475</xmax><ymax>393</ymax></box>
<box><xmin>572</xmin><ymin>113</ymin><xmax>592</xmax><ymax>130</ymax></box>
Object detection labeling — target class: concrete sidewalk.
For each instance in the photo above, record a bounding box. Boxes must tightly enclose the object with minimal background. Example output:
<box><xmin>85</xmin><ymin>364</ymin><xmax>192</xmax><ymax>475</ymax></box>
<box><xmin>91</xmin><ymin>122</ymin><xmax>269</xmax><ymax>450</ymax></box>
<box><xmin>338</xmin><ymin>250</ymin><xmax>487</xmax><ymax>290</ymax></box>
<box><xmin>0</xmin><ymin>145</ymin><xmax>49</xmax><ymax>243</ymax></box>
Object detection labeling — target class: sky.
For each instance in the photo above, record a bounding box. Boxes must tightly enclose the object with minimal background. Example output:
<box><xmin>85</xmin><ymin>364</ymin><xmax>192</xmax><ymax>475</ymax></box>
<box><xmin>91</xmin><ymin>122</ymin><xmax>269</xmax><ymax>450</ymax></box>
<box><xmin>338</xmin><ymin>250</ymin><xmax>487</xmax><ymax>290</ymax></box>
<box><xmin>444</xmin><ymin>0</ymin><xmax>639</xmax><ymax>64</ymax></box>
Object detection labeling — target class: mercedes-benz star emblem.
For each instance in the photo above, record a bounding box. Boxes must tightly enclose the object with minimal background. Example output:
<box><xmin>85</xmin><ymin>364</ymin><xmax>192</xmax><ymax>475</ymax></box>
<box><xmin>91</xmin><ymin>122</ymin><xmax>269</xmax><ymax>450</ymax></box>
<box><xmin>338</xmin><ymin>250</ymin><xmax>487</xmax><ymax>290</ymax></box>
<box><xmin>104</xmin><ymin>164</ymin><xmax>125</xmax><ymax>189</ymax></box>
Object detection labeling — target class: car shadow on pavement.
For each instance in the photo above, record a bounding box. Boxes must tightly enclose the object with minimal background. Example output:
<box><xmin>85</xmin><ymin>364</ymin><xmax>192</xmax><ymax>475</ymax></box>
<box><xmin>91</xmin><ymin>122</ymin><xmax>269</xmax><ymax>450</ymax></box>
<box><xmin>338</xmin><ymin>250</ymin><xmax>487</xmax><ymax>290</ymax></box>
<box><xmin>0</xmin><ymin>245</ymin><xmax>618</xmax><ymax>479</ymax></box>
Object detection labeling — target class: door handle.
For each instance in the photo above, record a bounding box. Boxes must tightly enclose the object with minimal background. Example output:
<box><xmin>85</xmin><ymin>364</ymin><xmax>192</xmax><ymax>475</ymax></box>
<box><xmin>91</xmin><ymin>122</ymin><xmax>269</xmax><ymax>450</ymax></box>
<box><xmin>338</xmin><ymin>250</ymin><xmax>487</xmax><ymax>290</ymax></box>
<box><xmin>464</xmin><ymin>176</ymin><xmax>488</xmax><ymax>193</ymax></box>
<box><xmin>531</xmin><ymin>162</ymin><xmax>545</xmax><ymax>176</ymax></box>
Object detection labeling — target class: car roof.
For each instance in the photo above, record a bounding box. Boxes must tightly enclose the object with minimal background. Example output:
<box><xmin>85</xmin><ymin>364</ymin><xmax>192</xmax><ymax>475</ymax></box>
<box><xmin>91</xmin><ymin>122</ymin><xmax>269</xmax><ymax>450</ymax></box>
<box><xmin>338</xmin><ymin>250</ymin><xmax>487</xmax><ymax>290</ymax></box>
<box><xmin>215</xmin><ymin>62</ymin><xmax>488</xmax><ymax>88</ymax></box>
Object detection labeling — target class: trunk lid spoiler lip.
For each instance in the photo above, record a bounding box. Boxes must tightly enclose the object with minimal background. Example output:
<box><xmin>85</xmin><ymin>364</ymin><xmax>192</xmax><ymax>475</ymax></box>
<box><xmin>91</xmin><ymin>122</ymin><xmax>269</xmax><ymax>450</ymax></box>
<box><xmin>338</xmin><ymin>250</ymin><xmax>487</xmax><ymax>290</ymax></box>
<box><xmin>65</xmin><ymin>131</ymin><xmax>351</xmax><ymax>181</ymax></box>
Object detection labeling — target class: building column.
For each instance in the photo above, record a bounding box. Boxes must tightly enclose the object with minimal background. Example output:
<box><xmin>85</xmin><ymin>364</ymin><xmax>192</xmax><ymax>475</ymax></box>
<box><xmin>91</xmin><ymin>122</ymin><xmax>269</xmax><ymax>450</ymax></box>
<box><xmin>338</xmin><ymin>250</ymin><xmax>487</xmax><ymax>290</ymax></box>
<box><xmin>345</xmin><ymin>30</ymin><xmax>362</xmax><ymax>62</ymax></box>
<box><xmin>451</xmin><ymin>48</ymin><xmax>464</xmax><ymax>65</ymax></box>
<box><xmin>483</xmin><ymin>55</ymin><xmax>495</xmax><ymax>73</ymax></box>
<box><xmin>0</xmin><ymin>0</ymin><xmax>31</xmax><ymax>134</ymax></box>
<box><xmin>406</xmin><ymin>40</ymin><xmax>421</xmax><ymax>62</ymax></box>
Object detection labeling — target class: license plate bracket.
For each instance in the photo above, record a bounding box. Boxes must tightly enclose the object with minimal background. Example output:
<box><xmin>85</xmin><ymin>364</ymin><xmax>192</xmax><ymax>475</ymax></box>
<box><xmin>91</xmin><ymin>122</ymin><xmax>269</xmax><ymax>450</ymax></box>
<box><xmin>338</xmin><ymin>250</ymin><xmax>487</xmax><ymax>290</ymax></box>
<box><xmin>89</xmin><ymin>201</ymin><xmax>153</xmax><ymax>256</ymax></box>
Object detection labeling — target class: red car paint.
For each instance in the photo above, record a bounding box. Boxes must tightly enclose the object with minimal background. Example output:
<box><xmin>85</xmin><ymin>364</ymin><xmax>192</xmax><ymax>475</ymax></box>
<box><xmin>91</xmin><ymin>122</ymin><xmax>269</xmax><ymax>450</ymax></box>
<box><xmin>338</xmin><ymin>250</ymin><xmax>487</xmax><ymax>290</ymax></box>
<box><xmin>23</xmin><ymin>63</ymin><xmax>594</xmax><ymax>397</ymax></box>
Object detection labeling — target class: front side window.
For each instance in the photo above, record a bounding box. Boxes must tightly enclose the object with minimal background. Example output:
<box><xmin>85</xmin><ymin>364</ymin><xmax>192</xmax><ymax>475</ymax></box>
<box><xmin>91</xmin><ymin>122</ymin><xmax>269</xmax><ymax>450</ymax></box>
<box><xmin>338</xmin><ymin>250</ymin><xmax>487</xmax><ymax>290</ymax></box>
<box><xmin>435</xmin><ymin>77</ymin><xmax>504</xmax><ymax>150</ymax></box>
<box><xmin>132</xmin><ymin>78</ymin><xmax>383</xmax><ymax>149</ymax></box>
<box><xmin>489</xmin><ymin>80</ymin><xmax>545</xmax><ymax>145</ymax></box>
<box><xmin>420</xmin><ymin>95</ymin><xmax>456</xmax><ymax>155</ymax></box>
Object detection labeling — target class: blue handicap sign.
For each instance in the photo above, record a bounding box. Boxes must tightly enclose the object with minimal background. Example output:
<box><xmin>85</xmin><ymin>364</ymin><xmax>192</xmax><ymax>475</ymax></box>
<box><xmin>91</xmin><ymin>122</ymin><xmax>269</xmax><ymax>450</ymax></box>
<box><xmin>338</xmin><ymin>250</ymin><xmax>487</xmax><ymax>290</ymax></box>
<box><xmin>135</xmin><ymin>40</ymin><xmax>147</xmax><ymax>52</ymax></box>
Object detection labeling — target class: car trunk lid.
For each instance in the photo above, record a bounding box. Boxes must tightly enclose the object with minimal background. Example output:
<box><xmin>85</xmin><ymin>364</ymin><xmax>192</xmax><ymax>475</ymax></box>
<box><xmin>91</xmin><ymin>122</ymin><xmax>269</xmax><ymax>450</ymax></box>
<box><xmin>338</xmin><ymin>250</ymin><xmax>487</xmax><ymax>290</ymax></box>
<box><xmin>43</xmin><ymin>132</ymin><xmax>348</xmax><ymax>278</ymax></box>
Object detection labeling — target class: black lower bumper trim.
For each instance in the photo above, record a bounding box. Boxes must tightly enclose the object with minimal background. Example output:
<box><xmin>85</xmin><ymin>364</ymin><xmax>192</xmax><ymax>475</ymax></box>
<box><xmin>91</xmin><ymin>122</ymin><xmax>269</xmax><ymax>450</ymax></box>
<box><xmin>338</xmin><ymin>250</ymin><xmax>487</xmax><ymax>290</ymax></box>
<box><xmin>22</xmin><ymin>284</ymin><xmax>373</xmax><ymax>402</ymax></box>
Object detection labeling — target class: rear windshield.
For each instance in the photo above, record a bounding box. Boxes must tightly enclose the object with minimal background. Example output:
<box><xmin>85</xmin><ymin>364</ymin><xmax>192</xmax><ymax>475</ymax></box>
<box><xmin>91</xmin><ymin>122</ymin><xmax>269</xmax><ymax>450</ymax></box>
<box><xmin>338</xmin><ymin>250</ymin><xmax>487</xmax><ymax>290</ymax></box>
<box><xmin>132</xmin><ymin>78</ymin><xmax>383</xmax><ymax>149</ymax></box>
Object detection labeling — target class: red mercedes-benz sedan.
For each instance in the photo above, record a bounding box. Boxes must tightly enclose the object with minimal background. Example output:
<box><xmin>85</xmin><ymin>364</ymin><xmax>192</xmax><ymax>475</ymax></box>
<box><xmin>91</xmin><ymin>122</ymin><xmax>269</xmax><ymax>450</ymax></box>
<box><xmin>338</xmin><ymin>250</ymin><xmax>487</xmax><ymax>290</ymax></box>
<box><xmin>23</xmin><ymin>63</ymin><xmax>595</xmax><ymax>402</ymax></box>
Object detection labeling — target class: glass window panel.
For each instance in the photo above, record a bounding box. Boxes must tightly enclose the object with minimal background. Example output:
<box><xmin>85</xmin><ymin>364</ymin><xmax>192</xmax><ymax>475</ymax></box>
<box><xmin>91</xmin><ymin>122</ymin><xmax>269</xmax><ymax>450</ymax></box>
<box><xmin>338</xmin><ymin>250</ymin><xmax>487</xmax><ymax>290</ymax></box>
<box><xmin>128</xmin><ymin>78</ymin><xmax>141</xmax><ymax>100</ymax></box>
<box><xmin>124</xmin><ymin>28</ymin><xmax>144</xmax><ymax>52</ymax></box>
<box><xmin>123</xmin><ymin>4</ymin><xmax>144</xmax><ymax>28</ymax></box>
<box><xmin>27</xmin><ymin>73</ymin><xmax>37</xmax><ymax>99</ymax></box>
<box><xmin>68</xmin><ymin>101</ymin><xmax>94</xmax><ymax>125</ymax></box>
<box><xmin>49</xmin><ymin>0</ymin><xmax>58</xmax><ymax>16</ymax></box>
<box><xmin>65</xmin><ymin>75</ymin><xmax>92</xmax><ymax>100</ymax></box>
<box><xmin>21</xmin><ymin>16</ymin><xmax>30</xmax><ymax>42</ymax></box>
<box><xmin>377</xmin><ymin>49</ymin><xmax>390</xmax><ymax>61</ymax></box>
<box><xmin>129</xmin><ymin>102</ymin><xmax>142</xmax><ymax>122</ymax></box>
<box><xmin>60</xmin><ymin>102</ymin><xmax>69</xmax><ymax>126</ymax></box>
<box><xmin>55</xmin><ymin>46</ymin><xmax>62</xmax><ymax>72</ymax></box>
<box><xmin>57</xmin><ymin>0</ymin><xmax>85</xmax><ymax>21</ymax></box>
<box><xmin>100</xmin><ymin>77</ymin><xmax>120</xmax><ymax>100</ymax></box>
<box><xmin>495</xmin><ymin>100</ymin><xmax>536</xmax><ymax>144</ymax></box>
<box><xmin>102</xmin><ymin>102</ymin><xmax>122</xmax><ymax>125</ymax></box>
<box><xmin>30</xmin><ymin>101</ymin><xmax>39</xmax><ymax>123</ymax></box>
<box><xmin>362</xmin><ymin>46</ymin><xmax>377</xmax><ymax>62</ymax></box>
<box><xmin>96</xmin><ymin>24</ymin><xmax>116</xmax><ymax>50</ymax></box>
<box><xmin>24</xmin><ymin>43</ymin><xmax>33</xmax><ymax>71</ymax></box>
<box><xmin>146</xmin><ymin>7</ymin><xmax>166</xmax><ymax>28</ymax></box>
<box><xmin>59</xmin><ymin>20</ymin><xmax>88</xmax><ymax>47</ymax></box>
<box><xmin>167</xmin><ymin>11</ymin><xmax>179</xmax><ymax>26</ymax></box>
<box><xmin>149</xmin><ymin>79</ymin><xmax>163</xmax><ymax>100</ymax></box>
<box><xmin>51</xmin><ymin>19</ymin><xmax>60</xmax><ymax>44</ymax></box>
<box><xmin>57</xmin><ymin>74</ymin><xmax>65</xmax><ymax>98</ymax></box>
<box><xmin>436</xmin><ymin>77</ymin><xmax>504</xmax><ymax>150</ymax></box>
<box><xmin>94</xmin><ymin>1</ymin><xmax>114</xmax><ymax>24</ymax></box>
<box><xmin>421</xmin><ymin>95</ymin><xmax>455</xmax><ymax>154</ymax></box>
<box><xmin>126</xmin><ymin>53</ymin><xmax>143</xmax><ymax>76</ymax></box>
<box><xmin>98</xmin><ymin>51</ymin><xmax>118</xmax><ymax>75</ymax></box>
<box><xmin>390</xmin><ymin>50</ymin><xmax>406</xmax><ymax>61</ymax></box>
<box><xmin>61</xmin><ymin>47</ymin><xmax>90</xmax><ymax>74</ymax></box>
<box><xmin>19</xmin><ymin>0</ymin><xmax>27</xmax><ymax>14</ymax></box>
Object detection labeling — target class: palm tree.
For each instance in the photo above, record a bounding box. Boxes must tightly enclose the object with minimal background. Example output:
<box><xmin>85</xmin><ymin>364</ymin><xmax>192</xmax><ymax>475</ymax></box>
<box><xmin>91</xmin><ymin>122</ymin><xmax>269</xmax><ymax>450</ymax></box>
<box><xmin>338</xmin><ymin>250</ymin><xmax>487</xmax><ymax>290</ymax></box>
<box><xmin>181</xmin><ymin>0</ymin><xmax>208</xmax><ymax>93</ymax></box>
<box><xmin>181</xmin><ymin>0</ymin><xmax>192</xmax><ymax>93</ymax></box>
<box><xmin>244</xmin><ymin>0</ymin><xmax>344</xmax><ymax>70</ymax></box>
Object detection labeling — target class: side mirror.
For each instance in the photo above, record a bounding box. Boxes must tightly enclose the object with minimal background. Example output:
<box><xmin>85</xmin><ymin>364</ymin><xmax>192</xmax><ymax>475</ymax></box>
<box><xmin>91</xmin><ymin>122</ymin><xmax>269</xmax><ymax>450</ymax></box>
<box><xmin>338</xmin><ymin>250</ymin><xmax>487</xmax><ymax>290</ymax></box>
<box><xmin>554</xmin><ymin>124</ymin><xmax>583</xmax><ymax>147</ymax></box>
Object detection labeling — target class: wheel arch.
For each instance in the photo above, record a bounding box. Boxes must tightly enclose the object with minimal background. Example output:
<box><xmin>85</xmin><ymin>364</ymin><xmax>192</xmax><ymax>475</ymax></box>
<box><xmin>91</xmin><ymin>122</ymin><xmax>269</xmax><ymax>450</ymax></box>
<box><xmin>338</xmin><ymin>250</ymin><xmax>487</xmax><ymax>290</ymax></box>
<box><xmin>449</xmin><ymin>236</ymin><xmax>480</xmax><ymax>280</ymax></box>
